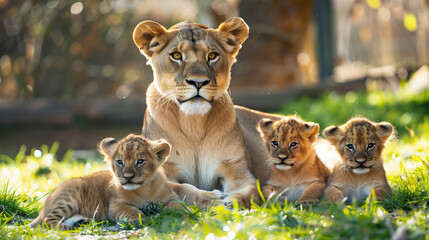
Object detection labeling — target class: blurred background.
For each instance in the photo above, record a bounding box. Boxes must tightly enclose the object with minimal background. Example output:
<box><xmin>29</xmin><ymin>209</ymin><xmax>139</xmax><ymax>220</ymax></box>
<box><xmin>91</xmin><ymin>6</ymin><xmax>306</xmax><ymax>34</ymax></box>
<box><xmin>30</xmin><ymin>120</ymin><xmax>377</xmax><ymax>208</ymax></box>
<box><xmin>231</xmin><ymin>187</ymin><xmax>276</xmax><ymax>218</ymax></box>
<box><xmin>0</xmin><ymin>0</ymin><xmax>428</xmax><ymax>157</ymax></box>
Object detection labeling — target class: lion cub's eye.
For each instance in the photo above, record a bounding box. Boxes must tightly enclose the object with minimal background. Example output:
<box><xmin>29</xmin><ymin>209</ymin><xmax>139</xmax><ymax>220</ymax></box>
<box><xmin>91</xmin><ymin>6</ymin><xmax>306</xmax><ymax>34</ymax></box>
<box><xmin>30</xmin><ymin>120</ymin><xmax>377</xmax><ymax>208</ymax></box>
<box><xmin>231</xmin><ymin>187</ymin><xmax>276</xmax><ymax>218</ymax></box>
<box><xmin>136</xmin><ymin>159</ymin><xmax>145</xmax><ymax>166</ymax></box>
<box><xmin>271</xmin><ymin>141</ymin><xmax>279</xmax><ymax>148</ymax></box>
<box><xmin>116</xmin><ymin>160</ymin><xmax>124</xmax><ymax>167</ymax></box>
<box><xmin>207</xmin><ymin>52</ymin><xmax>219</xmax><ymax>62</ymax></box>
<box><xmin>170</xmin><ymin>52</ymin><xmax>182</xmax><ymax>61</ymax></box>
<box><xmin>290</xmin><ymin>142</ymin><xmax>298</xmax><ymax>148</ymax></box>
<box><xmin>346</xmin><ymin>144</ymin><xmax>355</xmax><ymax>151</ymax></box>
<box><xmin>367</xmin><ymin>143</ymin><xmax>375</xmax><ymax>150</ymax></box>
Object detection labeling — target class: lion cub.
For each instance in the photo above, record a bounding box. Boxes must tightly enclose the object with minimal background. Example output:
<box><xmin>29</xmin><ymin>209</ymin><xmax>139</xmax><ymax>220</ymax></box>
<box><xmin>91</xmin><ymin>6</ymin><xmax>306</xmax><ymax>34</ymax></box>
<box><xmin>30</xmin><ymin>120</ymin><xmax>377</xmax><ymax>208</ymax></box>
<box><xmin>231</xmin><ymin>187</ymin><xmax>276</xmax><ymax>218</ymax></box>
<box><xmin>323</xmin><ymin>117</ymin><xmax>393</xmax><ymax>202</ymax></box>
<box><xmin>258</xmin><ymin>116</ymin><xmax>331</xmax><ymax>203</ymax></box>
<box><xmin>30</xmin><ymin>134</ymin><xmax>180</xmax><ymax>230</ymax></box>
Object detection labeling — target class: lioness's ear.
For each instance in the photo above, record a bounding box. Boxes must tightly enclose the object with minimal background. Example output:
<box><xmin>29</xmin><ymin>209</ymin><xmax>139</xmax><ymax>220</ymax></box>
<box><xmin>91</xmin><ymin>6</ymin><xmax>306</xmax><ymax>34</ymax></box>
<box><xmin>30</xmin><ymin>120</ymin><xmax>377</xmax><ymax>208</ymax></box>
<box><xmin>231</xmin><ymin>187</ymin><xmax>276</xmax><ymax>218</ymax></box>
<box><xmin>150</xmin><ymin>139</ymin><xmax>171</xmax><ymax>163</ymax></box>
<box><xmin>217</xmin><ymin>17</ymin><xmax>249</xmax><ymax>56</ymax></box>
<box><xmin>99</xmin><ymin>138</ymin><xmax>118</xmax><ymax>158</ymax></box>
<box><xmin>133</xmin><ymin>20</ymin><xmax>167</xmax><ymax>58</ymax></box>
<box><xmin>375</xmin><ymin>122</ymin><xmax>394</xmax><ymax>142</ymax></box>
<box><xmin>258</xmin><ymin>118</ymin><xmax>274</xmax><ymax>137</ymax></box>
<box><xmin>323</xmin><ymin>126</ymin><xmax>344</xmax><ymax>144</ymax></box>
<box><xmin>302</xmin><ymin>123</ymin><xmax>319</xmax><ymax>143</ymax></box>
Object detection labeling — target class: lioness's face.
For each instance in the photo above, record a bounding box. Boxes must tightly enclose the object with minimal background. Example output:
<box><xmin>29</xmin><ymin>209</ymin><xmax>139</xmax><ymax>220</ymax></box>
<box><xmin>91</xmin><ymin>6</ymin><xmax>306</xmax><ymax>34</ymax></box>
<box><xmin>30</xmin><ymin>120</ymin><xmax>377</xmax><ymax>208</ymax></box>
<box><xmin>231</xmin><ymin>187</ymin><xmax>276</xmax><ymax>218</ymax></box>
<box><xmin>133</xmin><ymin>18</ymin><xmax>248</xmax><ymax>115</ymax></box>
<box><xmin>324</xmin><ymin>118</ymin><xmax>393</xmax><ymax>174</ymax></box>
<box><xmin>99</xmin><ymin>135</ymin><xmax>170</xmax><ymax>190</ymax></box>
<box><xmin>258</xmin><ymin>117</ymin><xmax>319</xmax><ymax>170</ymax></box>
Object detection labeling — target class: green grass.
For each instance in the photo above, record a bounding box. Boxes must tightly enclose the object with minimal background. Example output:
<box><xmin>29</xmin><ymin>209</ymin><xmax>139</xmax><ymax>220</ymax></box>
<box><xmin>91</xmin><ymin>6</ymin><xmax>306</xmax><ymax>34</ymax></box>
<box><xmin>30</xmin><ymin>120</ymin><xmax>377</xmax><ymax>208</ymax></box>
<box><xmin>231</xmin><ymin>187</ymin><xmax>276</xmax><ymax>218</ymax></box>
<box><xmin>280</xmin><ymin>81</ymin><xmax>429</xmax><ymax>139</ymax></box>
<box><xmin>0</xmin><ymin>84</ymin><xmax>428</xmax><ymax>239</ymax></box>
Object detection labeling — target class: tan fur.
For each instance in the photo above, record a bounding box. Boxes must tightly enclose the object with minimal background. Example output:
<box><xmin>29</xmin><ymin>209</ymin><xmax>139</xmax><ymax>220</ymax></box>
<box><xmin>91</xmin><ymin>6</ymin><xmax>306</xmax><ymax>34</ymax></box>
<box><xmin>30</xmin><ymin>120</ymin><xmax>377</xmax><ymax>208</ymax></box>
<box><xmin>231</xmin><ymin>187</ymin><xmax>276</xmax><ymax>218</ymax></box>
<box><xmin>257</xmin><ymin>116</ymin><xmax>330</xmax><ymax>202</ymax></box>
<box><xmin>132</xmin><ymin>18</ymin><xmax>341</xmax><ymax>206</ymax></box>
<box><xmin>30</xmin><ymin>134</ymin><xmax>180</xmax><ymax>230</ymax></box>
<box><xmin>133</xmin><ymin>18</ymin><xmax>284</xmax><ymax>207</ymax></box>
<box><xmin>323</xmin><ymin>117</ymin><xmax>393</xmax><ymax>202</ymax></box>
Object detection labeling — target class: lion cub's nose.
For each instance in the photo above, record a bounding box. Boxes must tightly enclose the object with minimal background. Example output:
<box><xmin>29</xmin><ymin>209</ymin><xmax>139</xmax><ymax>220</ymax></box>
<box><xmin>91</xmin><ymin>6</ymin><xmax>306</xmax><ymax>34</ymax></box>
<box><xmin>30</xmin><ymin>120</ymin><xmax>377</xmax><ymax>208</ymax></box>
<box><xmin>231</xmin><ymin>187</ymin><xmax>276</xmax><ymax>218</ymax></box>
<box><xmin>123</xmin><ymin>172</ymin><xmax>135</xmax><ymax>180</ymax></box>
<box><xmin>356</xmin><ymin>158</ymin><xmax>366</xmax><ymax>163</ymax></box>
<box><xmin>278</xmin><ymin>154</ymin><xmax>288</xmax><ymax>161</ymax></box>
<box><xmin>186</xmin><ymin>79</ymin><xmax>210</xmax><ymax>90</ymax></box>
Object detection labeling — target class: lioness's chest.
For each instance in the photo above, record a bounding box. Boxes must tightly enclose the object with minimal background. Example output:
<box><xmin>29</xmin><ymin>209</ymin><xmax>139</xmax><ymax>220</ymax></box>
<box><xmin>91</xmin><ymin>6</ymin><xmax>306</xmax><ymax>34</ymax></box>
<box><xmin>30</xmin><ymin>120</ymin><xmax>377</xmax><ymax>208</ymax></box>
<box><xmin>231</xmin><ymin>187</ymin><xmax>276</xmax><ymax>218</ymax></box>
<box><xmin>172</xmin><ymin>149</ymin><xmax>221</xmax><ymax>191</ymax></box>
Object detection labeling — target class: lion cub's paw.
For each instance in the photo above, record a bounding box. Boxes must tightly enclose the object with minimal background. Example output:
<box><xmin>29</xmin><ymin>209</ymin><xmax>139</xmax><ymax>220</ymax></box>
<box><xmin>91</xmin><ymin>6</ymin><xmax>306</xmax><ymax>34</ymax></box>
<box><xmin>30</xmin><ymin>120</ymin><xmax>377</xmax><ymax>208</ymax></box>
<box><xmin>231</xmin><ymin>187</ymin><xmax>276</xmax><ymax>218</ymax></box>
<box><xmin>63</xmin><ymin>214</ymin><xmax>92</xmax><ymax>228</ymax></box>
<box><xmin>262</xmin><ymin>186</ymin><xmax>275</xmax><ymax>199</ymax></box>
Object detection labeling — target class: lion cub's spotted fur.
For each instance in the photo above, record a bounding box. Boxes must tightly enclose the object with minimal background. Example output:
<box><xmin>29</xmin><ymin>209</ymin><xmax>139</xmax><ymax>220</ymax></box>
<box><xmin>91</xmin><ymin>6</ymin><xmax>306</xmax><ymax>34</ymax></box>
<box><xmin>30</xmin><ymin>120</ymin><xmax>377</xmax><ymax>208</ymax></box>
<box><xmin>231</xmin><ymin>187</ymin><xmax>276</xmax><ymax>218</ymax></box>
<box><xmin>258</xmin><ymin>116</ymin><xmax>330</xmax><ymax>202</ymax></box>
<box><xmin>323</xmin><ymin>117</ymin><xmax>393</xmax><ymax>202</ymax></box>
<box><xmin>30</xmin><ymin>134</ymin><xmax>180</xmax><ymax>230</ymax></box>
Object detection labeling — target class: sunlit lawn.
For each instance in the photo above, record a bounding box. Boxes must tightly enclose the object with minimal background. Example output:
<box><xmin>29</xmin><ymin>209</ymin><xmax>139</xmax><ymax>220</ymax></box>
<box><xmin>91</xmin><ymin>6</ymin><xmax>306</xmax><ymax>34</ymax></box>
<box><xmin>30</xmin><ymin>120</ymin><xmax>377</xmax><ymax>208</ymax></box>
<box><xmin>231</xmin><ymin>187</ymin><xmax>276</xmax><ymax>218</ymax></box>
<box><xmin>0</xmin><ymin>85</ymin><xmax>428</xmax><ymax>239</ymax></box>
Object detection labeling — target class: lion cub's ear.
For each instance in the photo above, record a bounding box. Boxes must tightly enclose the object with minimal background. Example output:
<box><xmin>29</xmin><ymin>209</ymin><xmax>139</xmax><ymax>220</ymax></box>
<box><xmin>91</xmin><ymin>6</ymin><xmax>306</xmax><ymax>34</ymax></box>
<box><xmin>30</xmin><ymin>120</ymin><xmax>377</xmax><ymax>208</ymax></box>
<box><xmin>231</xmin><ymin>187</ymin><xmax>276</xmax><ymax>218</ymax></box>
<box><xmin>302</xmin><ymin>123</ymin><xmax>319</xmax><ymax>143</ymax></box>
<box><xmin>150</xmin><ymin>139</ymin><xmax>171</xmax><ymax>163</ymax></box>
<box><xmin>133</xmin><ymin>20</ymin><xmax>168</xmax><ymax>58</ymax></box>
<box><xmin>258</xmin><ymin>118</ymin><xmax>274</xmax><ymax>138</ymax></box>
<box><xmin>216</xmin><ymin>17</ymin><xmax>249</xmax><ymax>56</ymax></box>
<box><xmin>323</xmin><ymin>126</ymin><xmax>345</xmax><ymax>144</ymax></box>
<box><xmin>375</xmin><ymin>121</ymin><xmax>394</xmax><ymax>142</ymax></box>
<box><xmin>99</xmin><ymin>138</ymin><xmax>118</xmax><ymax>158</ymax></box>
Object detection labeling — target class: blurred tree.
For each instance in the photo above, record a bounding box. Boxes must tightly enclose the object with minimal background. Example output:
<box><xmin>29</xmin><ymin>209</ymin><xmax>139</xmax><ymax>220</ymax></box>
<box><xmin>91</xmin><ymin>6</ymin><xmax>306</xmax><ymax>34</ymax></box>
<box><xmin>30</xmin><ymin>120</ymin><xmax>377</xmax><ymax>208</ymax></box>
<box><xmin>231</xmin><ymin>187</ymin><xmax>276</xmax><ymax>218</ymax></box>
<box><xmin>232</xmin><ymin>0</ymin><xmax>318</xmax><ymax>90</ymax></box>
<box><xmin>0</xmin><ymin>0</ymin><xmax>156</xmax><ymax>101</ymax></box>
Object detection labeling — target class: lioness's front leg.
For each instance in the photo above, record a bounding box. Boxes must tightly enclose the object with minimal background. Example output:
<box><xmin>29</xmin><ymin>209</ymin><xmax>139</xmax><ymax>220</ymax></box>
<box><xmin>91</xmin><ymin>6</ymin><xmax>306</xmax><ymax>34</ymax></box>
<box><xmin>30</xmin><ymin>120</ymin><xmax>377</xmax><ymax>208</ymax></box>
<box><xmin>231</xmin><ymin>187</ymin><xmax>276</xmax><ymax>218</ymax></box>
<box><xmin>168</xmin><ymin>182</ymin><xmax>224</xmax><ymax>208</ymax></box>
<box><xmin>219</xmin><ymin>161</ymin><xmax>258</xmax><ymax>208</ymax></box>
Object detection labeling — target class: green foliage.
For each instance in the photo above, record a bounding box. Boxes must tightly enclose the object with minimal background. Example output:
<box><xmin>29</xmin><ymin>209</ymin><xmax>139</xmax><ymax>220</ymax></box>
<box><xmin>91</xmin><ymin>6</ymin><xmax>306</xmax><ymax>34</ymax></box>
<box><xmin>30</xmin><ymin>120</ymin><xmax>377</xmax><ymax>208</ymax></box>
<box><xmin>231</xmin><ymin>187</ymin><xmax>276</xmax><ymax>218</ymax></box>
<box><xmin>382</xmin><ymin>155</ymin><xmax>429</xmax><ymax>212</ymax></box>
<box><xmin>0</xmin><ymin>182</ymin><xmax>39</xmax><ymax>219</ymax></box>
<box><xmin>280</xmin><ymin>82</ymin><xmax>429</xmax><ymax>139</ymax></box>
<box><xmin>1</xmin><ymin>87</ymin><xmax>429</xmax><ymax>238</ymax></box>
<box><xmin>1</xmin><ymin>153</ymin><xmax>428</xmax><ymax>239</ymax></box>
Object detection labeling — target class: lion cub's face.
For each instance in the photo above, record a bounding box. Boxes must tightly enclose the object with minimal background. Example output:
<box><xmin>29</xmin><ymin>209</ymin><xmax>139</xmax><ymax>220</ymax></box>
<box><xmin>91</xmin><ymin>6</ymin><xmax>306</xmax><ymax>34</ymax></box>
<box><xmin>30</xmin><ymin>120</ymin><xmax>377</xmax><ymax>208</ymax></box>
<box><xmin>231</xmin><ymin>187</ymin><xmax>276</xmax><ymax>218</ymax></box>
<box><xmin>99</xmin><ymin>134</ymin><xmax>171</xmax><ymax>190</ymax></box>
<box><xmin>133</xmin><ymin>18</ymin><xmax>248</xmax><ymax>115</ymax></box>
<box><xmin>324</xmin><ymin>117</ymin><xmax>393</xmax><ymax>174</ymax></box>
<box><xmin>258</xmin><ymin>116</ymin><xmax>319</xmax><ymax>170</ymax></box>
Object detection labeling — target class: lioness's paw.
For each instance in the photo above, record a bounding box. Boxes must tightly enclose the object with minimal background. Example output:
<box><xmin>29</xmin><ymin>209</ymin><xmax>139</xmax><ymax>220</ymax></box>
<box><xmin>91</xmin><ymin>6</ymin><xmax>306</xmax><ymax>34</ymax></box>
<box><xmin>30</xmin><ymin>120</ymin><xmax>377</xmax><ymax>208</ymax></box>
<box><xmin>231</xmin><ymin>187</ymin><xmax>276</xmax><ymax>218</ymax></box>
<box><xmin>222</xmin><ymin>196</ymin><xmax>234</xmax><ymax>209</ymax></box>
<box><xmin>195</xmin><ymin>189</ymin><xmax>226</xmax><ymax>207</ymax></box>
<box><xmin>221</xmin><ymin>194</ymin><xmax>251</xmax><ymax>209</ymax></box>
<box><xmin>212</xmin><ymin>189</ymin><xmax>227</xmax><ymax>199</ymax></box>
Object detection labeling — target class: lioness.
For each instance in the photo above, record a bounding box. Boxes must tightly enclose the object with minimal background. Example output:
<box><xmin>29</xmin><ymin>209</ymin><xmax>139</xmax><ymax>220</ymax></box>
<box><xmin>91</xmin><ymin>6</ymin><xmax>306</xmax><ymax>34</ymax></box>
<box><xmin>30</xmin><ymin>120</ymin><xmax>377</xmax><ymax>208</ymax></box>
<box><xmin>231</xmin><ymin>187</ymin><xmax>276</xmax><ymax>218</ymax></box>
<box><xmin>133</xmin><ymin>18</ymin><xmax>281</xmax><ymax>207</ymax></box>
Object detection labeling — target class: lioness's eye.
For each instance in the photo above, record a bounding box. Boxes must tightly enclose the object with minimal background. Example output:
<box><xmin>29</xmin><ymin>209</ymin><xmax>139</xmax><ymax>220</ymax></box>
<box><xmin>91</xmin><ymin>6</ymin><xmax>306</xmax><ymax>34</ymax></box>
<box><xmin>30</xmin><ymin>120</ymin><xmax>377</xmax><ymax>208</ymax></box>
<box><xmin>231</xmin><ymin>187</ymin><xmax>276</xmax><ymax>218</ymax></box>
<box><xmin>346</xmin><ymin>144</ymin><xmax>355</xmax><ymax>151</ymax></box>
<box><xmin>290</xmin><ymin>142</ymin><xmax>298</xmax><ymax>148</ymax></box>
<box><xmin>170</xmin><ymin>52</ymin><xmax>182</xmax><ymax>61</ymax></box>
<box><xmin>271</xmin><ymin>141</ymin><xmax>279</xmax><ymax>148</ymax></box>
<box><xmin>367</xmin><ymin>143</ymin><xmax>375</xmax><ymax>150</ymax></box>
<box><xmin>116</xmin><ymin>160</ymin><xmax>123</xmax><ymax>167</ymax></box>
<box><xmin>136</xmin><ymin>159</ymin><xmax>145</xmax><ymax>166</ymax></box>
<box><xmin>207</xmin><ymin>52</ymin><xmax>219</xmax><ymax>61</ymax></box>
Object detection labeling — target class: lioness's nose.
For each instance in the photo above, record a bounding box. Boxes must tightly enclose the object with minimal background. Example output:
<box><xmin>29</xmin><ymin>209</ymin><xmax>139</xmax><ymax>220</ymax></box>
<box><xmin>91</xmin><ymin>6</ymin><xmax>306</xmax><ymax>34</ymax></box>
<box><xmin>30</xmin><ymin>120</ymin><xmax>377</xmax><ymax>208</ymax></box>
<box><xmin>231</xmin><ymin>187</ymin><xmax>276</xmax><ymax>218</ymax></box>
<box><xmin>356</xmin><ymin>158</ymin><xmax>366</xmax><ymax>163</ymax></box>
<box><xmin>186</xmin><ymin>79</ymin><xmax>210</xmax><ymax>89</ymax></box>
<box><xmin>278</xmin><ymin>154</ymin><xmax>288</xmax><ymax>161</ymax></box>
<box><xmin>123</xmin><ymin>172</ymin><xmax>134</xmax><ymax>180</ymax></box>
